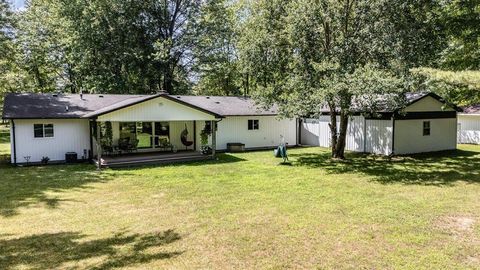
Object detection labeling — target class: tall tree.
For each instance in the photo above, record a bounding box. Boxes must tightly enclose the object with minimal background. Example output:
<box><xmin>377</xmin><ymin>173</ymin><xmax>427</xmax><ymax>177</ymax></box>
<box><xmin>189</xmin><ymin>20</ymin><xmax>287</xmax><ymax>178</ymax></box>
<box><xmin>0</xmin><ymin>0</ymin><xmax>35</xmax><ymax>110</ymax></box>
<box><xmin>437</xmin><ymin>0</ymin><xmax>479</xmax><ymax>70</ymax></box>
<box><xmin>411</xmin><ymin>68</ymin><xmax>480</xmax><ymax>106</ymax></box>
<box><xmin>409</xmin><ymin>1</ymin><xmax>480</xmax><ymax>106</ymax></box>
<box><xmin>11</xmin><ymin>0</ymin><xmax>202</xmax><ymax>94</ymax></box>
<box><xmin>191</xmin><ymin>0</ymin><xmax>241</xmax><ymax>96</ymax></box>
<box><xmin>238</xmin><ymin>0</ymin><xmax>439</xmax><ymax>159</ymax></box>
<box><xmin>15</xmin><ymin>0</ymin><xmax>71</xmax><ymax>92</ymax></box>
<box><xmin>60</xmin><ymin>0</ymin><xmax>202</xmax><ymax>94</ymax></box>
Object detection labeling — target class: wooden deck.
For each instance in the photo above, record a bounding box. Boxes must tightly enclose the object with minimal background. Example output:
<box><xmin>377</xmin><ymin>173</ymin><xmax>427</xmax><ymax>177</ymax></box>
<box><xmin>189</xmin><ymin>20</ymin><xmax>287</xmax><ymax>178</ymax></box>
<box><xmin>96</xmin><ymin>151</ymin><xmax>212</xmax><ymax>168</ymax></box>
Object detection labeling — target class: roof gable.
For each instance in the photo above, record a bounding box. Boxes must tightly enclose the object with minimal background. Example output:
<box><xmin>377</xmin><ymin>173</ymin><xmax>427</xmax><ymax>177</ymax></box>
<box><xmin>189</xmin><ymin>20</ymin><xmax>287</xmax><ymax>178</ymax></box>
<box><xmin>96</xmin><ymin>96</ymin><xmax>218</xmax><ymax>121</ymax></box>
<box><xmin>403</xmin><ymin>94</ymin><xmax>456</xmax><ymax>112</ymax></box>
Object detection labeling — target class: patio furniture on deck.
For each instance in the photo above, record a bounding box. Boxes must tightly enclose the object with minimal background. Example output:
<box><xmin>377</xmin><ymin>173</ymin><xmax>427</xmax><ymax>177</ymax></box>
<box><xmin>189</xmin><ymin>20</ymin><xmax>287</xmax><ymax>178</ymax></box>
<box><xmin>119</xmin><ymin>137</ymin><xmax>139</xmax><ymax>153</ymax></box>
<box><xmin>157</xmin><ymin>137</ymin><xmax>174</xmax><ymax>152</ymax></box>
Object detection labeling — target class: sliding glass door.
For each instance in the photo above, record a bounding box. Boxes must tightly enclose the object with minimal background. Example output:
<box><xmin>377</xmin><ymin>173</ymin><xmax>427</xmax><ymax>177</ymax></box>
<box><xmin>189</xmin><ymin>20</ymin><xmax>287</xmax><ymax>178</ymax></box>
<box><xmin>136</xmin><ymin>122</ymin><xmax>153</xmax><ymax>149</ymax></box>
<box><xmin>118</xmin><ymin>121</ymin><xmax>173</xmax><ymax>151</ymax></box>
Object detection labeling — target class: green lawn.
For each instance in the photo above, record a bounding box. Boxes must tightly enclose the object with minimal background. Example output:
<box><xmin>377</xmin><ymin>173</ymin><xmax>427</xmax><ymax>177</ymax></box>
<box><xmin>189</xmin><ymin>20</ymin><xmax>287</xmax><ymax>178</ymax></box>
<box><xmin>0</xmin><ymin>126</ymin><xmax>479</xmax><ymax>269</ymax></box>
<box><xmin>0</xmin><ymin>124</ymin><xmax>10</xmax><ymax>158</ymax></box>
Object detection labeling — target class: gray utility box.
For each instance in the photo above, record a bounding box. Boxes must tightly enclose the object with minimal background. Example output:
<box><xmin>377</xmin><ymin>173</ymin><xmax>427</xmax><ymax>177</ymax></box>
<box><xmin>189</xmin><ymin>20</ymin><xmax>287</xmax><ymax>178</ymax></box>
<box><xmin>227</xmin><ymin>143</ymin><xmax>245</xmax><ymax>152</ymax></box>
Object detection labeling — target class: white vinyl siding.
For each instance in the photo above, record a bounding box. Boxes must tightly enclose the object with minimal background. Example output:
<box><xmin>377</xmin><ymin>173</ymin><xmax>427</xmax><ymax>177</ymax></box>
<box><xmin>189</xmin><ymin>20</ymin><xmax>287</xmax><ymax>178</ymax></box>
<box><xmin>394</xmin><ymin>118</ymin><xmax>457</xmax><ymax>154</ymax></box>
<box><xmin>457</xmin><ymin>114</ymin><xmax>480</xmax><ymax>144</ymax></box>
<box><xmin>98</xmin><ymin>96</ymin><xmax>216</xmax><ymax>122</ymax></box>
<box><xmin>169</xmin><ymin>121</ymin><xmax>195</xmax><ymax>151</ymax></box>
<box><xmin>300</xmin><ymin>118</ymin><xmax>321</xmax><ymax>146</ymax></box>
<box><xmin>347</xmin><ymin>116</ymin><xmax>366</xmax><ymax>152</ymax></box>
<box><xmin>365</xmin><ymin>119</ymin><xmax>393</xmax><ymax>155</ymax></box>
<box><xmin>212</xmin><ymin>116</ymin><xmax>296</xmax><ymax>150</ymax></box>
<box><xmin>12</xmin><ymin>119</ymin><xmax>90</xmax><ymax>163</ymax></box>
<box><xmin>317</xmin><ymin>116</ymin><xmax>332</xmax><ymax>148</ymax></box>
<box><xmin>308</xmin><ymin>116</ymin><xmax>392</xmax><ymax>155</ymax></box>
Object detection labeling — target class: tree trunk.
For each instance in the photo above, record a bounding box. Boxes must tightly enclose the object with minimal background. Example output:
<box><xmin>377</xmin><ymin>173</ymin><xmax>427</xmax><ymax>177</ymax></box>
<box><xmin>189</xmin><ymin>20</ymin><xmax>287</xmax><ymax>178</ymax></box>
<box><xmin>333</xmin><ymin>111</ymin><xmax>349</xmax><ymax>159</ymax></box>
<box><xmin>328</xmin><ymin>103</ymin><xmax>338</xmax><ymax>157</ymax></box>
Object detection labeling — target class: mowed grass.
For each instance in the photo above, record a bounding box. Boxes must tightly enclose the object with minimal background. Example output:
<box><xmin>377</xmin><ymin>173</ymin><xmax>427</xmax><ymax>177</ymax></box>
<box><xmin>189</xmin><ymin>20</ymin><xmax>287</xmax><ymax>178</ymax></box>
<box><xmin>0</xmin><ymin>124</ymin><xmax>9</xmax><ymax>157</ymax></box>
<box><xmin>0</xmin><ymin>126</ymin><xmax>479</xmax><ymax>269</ymax></box>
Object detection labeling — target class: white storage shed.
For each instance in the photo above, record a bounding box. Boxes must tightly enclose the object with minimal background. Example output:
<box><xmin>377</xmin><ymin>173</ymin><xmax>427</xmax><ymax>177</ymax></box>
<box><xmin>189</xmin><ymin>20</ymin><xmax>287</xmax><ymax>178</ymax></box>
<box><xmin>300</xmin><ymin>92</ymin><xmax>459</xmax><ymax>155</ymax></box>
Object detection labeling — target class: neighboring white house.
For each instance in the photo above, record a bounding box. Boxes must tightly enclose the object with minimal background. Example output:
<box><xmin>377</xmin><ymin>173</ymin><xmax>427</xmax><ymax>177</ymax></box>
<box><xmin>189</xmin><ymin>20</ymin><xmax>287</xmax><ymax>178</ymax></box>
<box><xmin>300</xmin><ymin>92</ymin><xmax>460</xmax><ymax>155</ymax></box>
<box><xmin>3</xmin><ymin>92</ymin><xmax>297</xmax><ymax>165</ymax></box>
<box><xmin>457</xmin><ymin>104</ymin><xmax>480</xmax><ymax>144</ymax></box>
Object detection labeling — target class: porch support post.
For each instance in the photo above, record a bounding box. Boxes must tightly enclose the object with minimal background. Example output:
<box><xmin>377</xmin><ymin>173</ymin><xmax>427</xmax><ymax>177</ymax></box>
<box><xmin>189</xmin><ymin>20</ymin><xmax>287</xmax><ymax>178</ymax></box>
<box><xmin>193</xmin><ymin>121</ymin><xmax>197</xmax><ymax>151</ymax></box>
<box><xmin>96</xmin><ymin>121</ymin><xmax>102</xmax><ymax>170</ymax></box>
<box><xmin>211</xmin><ymin>120</ymin><xmax>216</xmax><ymax>158</ymax></box>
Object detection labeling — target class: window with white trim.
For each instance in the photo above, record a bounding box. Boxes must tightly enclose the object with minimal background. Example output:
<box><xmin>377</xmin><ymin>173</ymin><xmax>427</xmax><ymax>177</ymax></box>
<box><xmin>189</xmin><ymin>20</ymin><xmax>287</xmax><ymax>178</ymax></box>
<box><xmin>34</xmin><ymin>124</ymin><xmax>54</xmax><ymax>138</ymax></box>
<box><xmin>248</xmin><ymin>119</ymin><xmax>259</xmax><ymax>130</ymax></box>
<box><xmin>423</xmin><ymin>121</ymin><xmax>430</xmax><ymax>136</ymax></box>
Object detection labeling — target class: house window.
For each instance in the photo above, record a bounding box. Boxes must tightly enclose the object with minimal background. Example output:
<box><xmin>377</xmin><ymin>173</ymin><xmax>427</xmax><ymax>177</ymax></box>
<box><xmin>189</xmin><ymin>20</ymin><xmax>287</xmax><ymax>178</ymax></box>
<box><xmin>423</xmin><ymin>121</ymin><xmax>430</xmax><ymax>136</ymax></box>
<box><xmin>34</xmin><ymin>124</ymin><xmax>54</xmax><ymax>138</ymax></box>
<box><xmin>119</xmin><ymin>122</ymin><xmax>136</xmax><ymax>139</ymax></box>
<box><xmin>248</xmin><ymin>120</ymin><xmax>259</xmax><ymax>130</ymax></box>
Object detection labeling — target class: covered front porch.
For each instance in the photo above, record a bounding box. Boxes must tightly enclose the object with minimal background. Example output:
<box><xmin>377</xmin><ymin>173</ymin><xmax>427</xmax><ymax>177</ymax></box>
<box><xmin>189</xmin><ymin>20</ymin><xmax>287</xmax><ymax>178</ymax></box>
<box><xmin>92</xmin><ymin>120</ymin><xmax>218</xmax><ymax>168</ymax></box>
<box><xmin>86</xmin><ymin>93</ymin><xmax>221</xmax><ymax>168</ymax></box>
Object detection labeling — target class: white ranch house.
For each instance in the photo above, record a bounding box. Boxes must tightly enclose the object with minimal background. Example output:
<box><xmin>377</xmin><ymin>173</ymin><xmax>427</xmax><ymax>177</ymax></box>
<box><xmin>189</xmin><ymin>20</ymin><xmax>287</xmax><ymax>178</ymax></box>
<box><xmin>2</xmin><ymin>91</ymin><xmax>461</xmax><ymax>167</ymax></box>
<box><xmin>3</xmin><ymin>92</ymin><xmax>297</xmax><ymax>166</ymax></box>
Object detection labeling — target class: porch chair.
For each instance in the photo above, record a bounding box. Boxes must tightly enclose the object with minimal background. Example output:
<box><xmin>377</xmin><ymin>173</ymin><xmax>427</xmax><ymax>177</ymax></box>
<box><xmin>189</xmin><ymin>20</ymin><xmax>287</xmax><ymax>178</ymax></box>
<box><xmin>158</xmin><ymin>137</ymin><xmax>174</xmax><ymax>151</ymax></box>
<box><xmin>180</xmin><ymin>124</ymin><xmax>194</xmax><ymax>150</ymax></box>
<box><xmin>119</xmin><ymin>137</ymin><xmax>138</xmax><ymax>153</ymax></box>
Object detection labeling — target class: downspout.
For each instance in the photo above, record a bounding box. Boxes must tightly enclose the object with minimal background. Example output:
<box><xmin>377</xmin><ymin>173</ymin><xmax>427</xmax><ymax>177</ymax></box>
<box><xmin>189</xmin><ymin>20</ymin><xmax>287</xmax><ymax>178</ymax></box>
<box><xmin>89</xmin><ymin>120</ymin><xmax>94</xmax><ymax>161</ymax></box>
<box><xmin>96</xmin><ymin>120</ymin><xmax>102</xmax><ymax>170</ymax></box>
<box><xmin>391</xmin><ymin>114</ymin><xmax>396</xmax><ymax>156</ymax></box>
<box><xmin>193</xmin><ymin>120</ymin><xmax>197</xmax><ymax>151</ymax></box>
<box><xmin>11</xmin><ymin>119</ymin><xmax>17</xmax><ymax>165</ymax></box>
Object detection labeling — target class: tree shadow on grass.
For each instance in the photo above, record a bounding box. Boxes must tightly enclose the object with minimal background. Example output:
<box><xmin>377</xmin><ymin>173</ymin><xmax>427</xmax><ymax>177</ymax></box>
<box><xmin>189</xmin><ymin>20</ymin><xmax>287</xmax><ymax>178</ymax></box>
<box><xmin>0</xmin><ymin>164</ymin><xmax>110</xmax><ymax>217</ymax></box>
<box><xmin>0</xmin><ymin>229</ymin><xmax>182</xmax><ymax>270</ymax></box>
<box><xmin>291</xmin><ymin>149</ymin><xmax>480</xmax><ymax>186</ymax></box>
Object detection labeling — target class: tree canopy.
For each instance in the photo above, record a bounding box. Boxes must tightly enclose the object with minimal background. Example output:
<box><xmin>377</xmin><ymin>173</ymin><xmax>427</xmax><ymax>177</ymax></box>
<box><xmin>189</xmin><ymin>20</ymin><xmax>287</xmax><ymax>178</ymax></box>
<box><xmin>0</xmin><ymin>0</ymin><xmax>478</xmax><ymax>157</ymax></box>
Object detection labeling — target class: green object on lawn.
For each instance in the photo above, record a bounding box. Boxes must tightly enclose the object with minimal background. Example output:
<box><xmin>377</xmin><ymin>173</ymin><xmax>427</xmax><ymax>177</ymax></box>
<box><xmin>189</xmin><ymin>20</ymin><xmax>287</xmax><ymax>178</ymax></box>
<box><xmin>274</xmin><ymin>145</ymin><xmax>288</xmax><ymax>162</ymax></box>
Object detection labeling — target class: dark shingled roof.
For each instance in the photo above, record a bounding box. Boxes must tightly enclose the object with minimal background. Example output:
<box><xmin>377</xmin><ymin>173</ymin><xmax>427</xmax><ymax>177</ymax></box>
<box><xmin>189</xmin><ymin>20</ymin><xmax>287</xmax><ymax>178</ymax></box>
<box><xmin>318</xmin><ymin>92</ymin><xmax>457</xmax><ymax>113</ymax></box>
<box><xmin>461</xmin><ymin>104</ymin><xmax>480</xmax><ymax>114</ymax></box>
<box><xmin>2</xmin><ymin>93</ymin><xmax>277</xmax><ymax>119</ymax></box>
<box><xmin>169</xmin><ymin>95</ymin><xmax>278</xmax><ymax>116</ymax></box>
